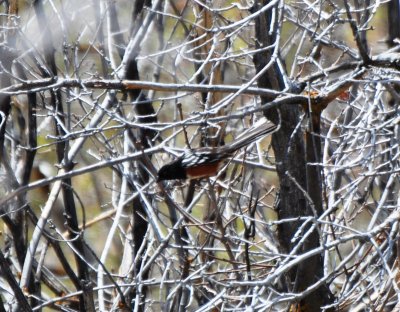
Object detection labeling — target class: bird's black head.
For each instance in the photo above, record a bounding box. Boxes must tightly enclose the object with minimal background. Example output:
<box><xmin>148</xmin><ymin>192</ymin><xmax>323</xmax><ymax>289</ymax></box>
<box><xmin>157</xmin><ymin>160</ymin><xmax>187</xmax><ymax>181</ymax></box>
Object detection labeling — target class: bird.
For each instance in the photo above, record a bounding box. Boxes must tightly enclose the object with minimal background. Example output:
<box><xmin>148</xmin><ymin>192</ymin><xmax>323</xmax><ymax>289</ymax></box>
<box><xmin>157</xmin><ymin>118</ymin><xmax>277</xmax><ymax>181</ymax></box>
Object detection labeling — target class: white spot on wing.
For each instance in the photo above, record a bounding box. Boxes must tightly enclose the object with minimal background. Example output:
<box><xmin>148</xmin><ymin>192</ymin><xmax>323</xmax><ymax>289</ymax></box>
<box><xmin>181</xmin><ymin>150</ymin><xmax>221</xmax><ymax>168</ymax></box>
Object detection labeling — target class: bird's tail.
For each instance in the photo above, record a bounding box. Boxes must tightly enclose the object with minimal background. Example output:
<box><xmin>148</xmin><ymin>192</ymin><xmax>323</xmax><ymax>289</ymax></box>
<box><xmin>223</xmin><ymin>118</ymin><xmax>277</xmax><ymax>154</ymax></box>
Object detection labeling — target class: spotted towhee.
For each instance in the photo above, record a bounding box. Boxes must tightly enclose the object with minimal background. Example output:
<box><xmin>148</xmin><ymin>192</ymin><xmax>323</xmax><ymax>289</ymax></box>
<box><xmin>157</xmin><ymin>118</ymin><xmax>277</xmax><ymax>181</ymax></box>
